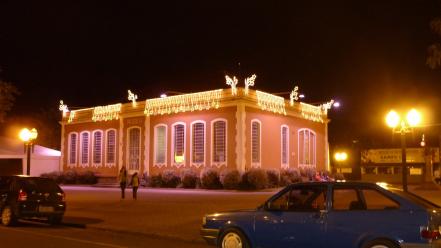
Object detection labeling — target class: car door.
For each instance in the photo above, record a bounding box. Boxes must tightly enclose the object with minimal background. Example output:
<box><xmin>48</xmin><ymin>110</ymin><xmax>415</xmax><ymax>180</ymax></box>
<box><xmin>254</xmin><ymin>184</ymin><xmax>328</xmax><ymax>248</ymax></box>
<box><xmin>325</xmin><ymin>185</ymin><xmax>402</xmax><ymax>248</ymax></box>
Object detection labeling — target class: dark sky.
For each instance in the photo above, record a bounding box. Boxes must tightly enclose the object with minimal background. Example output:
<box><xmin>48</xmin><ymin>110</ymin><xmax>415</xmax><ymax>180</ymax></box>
<box><xmin>1</xmin><ymin>1</ymin><xmax>441</xmax><ymax>148</ymax></box>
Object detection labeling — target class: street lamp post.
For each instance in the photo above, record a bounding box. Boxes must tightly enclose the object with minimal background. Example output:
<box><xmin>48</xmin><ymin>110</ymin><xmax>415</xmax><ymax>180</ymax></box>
<box><xmin>19</xmin><ymin>128</ymin><xmax>38</xmax><ymax>176</ymax></box>
<box><xmin>386</xmin><ymin>109</ymin><xmax>421</xmax><ymax>192</ymax></box>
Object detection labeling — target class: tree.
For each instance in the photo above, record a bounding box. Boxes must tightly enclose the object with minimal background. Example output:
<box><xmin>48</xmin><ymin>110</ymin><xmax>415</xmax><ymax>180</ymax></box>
<box><xmin>0</xmin><ymin>80</ymin><xmax>19</xmax><ymax>123</ymax></box>
<box><xmin>427</xmin><ymin>18</ymin><xmax>441</xmax><ymax>69</ymax></box>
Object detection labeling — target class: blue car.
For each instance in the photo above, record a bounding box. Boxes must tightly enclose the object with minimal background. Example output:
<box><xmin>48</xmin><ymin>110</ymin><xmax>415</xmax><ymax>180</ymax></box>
<box><xmin>201</xmin><ymin>182</ymin><xmax>441</xmax><ymax>248</ymax></box>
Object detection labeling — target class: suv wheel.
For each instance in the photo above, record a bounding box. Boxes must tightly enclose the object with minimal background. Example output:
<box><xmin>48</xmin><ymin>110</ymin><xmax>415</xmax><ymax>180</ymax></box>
<box><xmin>1</xmin><ymin>206</ymin><xmax>17</xmax><ymax>226</ymax></box>
<box><xmin>48</xmin><ymin>215</ymin><xmax>63</xmax><ymax>225</ymax></box>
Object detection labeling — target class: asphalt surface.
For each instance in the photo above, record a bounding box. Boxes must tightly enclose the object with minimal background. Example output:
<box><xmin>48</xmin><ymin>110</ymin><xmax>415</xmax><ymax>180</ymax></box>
<box><xmin>61</xmin><ymin>186</ymin><xmax>274</xmax><ymax>243</ymax></box>
<box><xmin>1</xmin><ymin>183</ymin><xmax>439</xmax><ymax>248</ymax></box>
<box><xmin>0</xmin><ymin>220</ymin><xmax>209</xmax><ymax>248</ymax></box>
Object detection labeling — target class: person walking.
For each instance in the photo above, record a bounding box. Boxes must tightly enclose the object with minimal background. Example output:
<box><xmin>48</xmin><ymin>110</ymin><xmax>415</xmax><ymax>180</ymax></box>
<box><xmin>119</xmin><ymin>166</ymin><xmax>127</xmax><ymax>199</ymax></box>
<box><xmin>130</xmin><ymin>172</ymin><xmax>140</xmax><ymax>200</ymax></box>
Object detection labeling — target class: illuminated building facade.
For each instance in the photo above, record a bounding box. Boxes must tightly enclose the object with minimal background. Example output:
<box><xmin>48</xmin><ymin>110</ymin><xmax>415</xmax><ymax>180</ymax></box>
<box><xmin>60</xmin><ymin>86</ymin><xmax>331</xmax><ymax>179</ymax></box>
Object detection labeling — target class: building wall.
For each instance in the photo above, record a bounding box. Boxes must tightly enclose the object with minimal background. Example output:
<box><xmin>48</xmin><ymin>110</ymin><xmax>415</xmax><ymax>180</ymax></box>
<box><xmin>245</xmin><ymin>107</ymin><xmax>327</xmax><ymax>172</ymax></box>
<box><xmin>61</xmin><ymin>103</ymin><xmax>329</xmax><ymax>178</ymax></box>
<box><xmin>148</xmin><ymin>107</ymin><xmax>237</xmax><ymax>175</ymax></box>
<box><xmin>63</xmin><ymin>120</ymin><xmax>120</xmax><ymax>177</ymax></box>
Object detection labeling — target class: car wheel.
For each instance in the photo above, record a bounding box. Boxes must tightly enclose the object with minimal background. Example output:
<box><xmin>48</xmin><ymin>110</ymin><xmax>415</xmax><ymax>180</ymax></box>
<box><xmin>1</xmin><ymin>206</ymin><xmax>17</xmax><ymax>226</ymax></box>
<box><xmin>48</xmin><ymin>215</ymin><xmax>63</xmax><ymax>225</ymax></box>
<box><xmin>218</xmin><ymin>228</ymin><xmax>250</xmax><ymax>248</ymax></box>
<box><xmin>362</xmin><ymin>239</ymin><xmax>399</xmax><ymax>248</ymax></box>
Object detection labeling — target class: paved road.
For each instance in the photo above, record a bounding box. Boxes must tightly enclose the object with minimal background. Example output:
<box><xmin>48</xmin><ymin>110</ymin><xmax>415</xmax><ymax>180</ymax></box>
<box><xmin>0</xmin><ymin>220</ymin><xmax>209</xmax><ymax>248</ymax></box>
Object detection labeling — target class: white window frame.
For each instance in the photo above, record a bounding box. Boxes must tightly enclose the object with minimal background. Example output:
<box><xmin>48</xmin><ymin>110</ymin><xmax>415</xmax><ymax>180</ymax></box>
<box><xmin>127</xmin><ymin>126</ymin><xmax>141</xmax><ymax>172</ymax></box>
<box><xmin>68</xmin><ymin>132</ymin><xmax>78</xmax><ymax>167</ymax></box>
<box><xmin>190</xmin><ymin>120</ymin><xmax>206</xmax><ymax>168</ymax></box>
<box><xmin>79</xmin><ymin>131</ymin><xmax>90</xmax><ymax>167</ymax></box>
<box><xmin>154</xmin><ymin>124</ymin><xmax>167</xmax><ymax>167</ymax></box>
<box><xmin>251</xmin><ymin>119</ymin><xmax>262</xmax><ymax>168</ymax></box>
<box><xmin>171</xmin><ymin>122</ymin><xmax>186</xmax><ymax>168</ymax></box>
<box><xmin>281</xmin><ymin>125</ymin><xmax>289</xmax><ymax>169</ymax></box>
<box><xmin>105</xmin><ymin>129</ymin><xmax>117</xmax><ymax>167</ymax></box>
<box><xmin>298</xmin><ymin>128</ymin><xmax>316</xmax><ymax>167</ymax></box>
<box><xmin>92</xmin><ymin>130</ymin><xmax>103</xmax><ymax>167</ymax></box>
<box><xmin>211</xmin><ymin>118</ymin><xmax>227</xmax><ymax>168</ymax></box>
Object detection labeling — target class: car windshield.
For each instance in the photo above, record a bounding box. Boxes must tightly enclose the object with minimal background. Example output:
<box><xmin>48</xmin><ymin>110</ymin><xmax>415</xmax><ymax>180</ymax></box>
<box><xmin>392</xmin><ymin>190</ymin><xmax>440</xmax><ymax>209</ymax></box>
<box><xmin>18</xmin><ymin>178</ymin><xmax>62</xmax><ymax>193</ymax></box>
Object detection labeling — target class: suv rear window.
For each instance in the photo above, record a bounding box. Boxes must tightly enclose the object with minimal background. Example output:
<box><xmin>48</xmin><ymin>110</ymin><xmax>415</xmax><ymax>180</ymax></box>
<box><xmin>18</xmin><ymin>178</ymin><xmax>61</xmax><ymax>193</ymax></box>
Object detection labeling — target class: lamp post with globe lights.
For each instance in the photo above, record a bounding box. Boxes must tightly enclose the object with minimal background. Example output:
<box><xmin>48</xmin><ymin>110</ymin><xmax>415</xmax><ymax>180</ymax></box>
<box><xmin>385</xmin><ymin>109</ymin><xmax>421</xmax><ymax>192</ymax></box>
<box><xmin>19</xmin><ymin>128</ymin><xmax>38</xmax><ymax>176</ymax></box>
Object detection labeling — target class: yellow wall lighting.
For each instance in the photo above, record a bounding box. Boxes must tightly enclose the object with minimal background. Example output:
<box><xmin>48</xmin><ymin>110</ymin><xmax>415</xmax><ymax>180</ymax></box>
<box><xmin>144</xmin><ymin>89</ymin><xmax>223</xmax><ymax>116</ymax></box>
<box><xmin>92</xmin><ymin>103</ymin><xmax>122</xmax><ymax>122</ymax></box>
<box><xmin>256</xmin><ymin>90</ymin><xmax>286</xmax><ymax>115</ymax></box>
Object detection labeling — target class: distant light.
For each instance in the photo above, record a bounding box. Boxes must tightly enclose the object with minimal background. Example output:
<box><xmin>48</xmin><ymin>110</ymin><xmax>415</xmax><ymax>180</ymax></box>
<box><xmin>299</xmin><ymin>94</ymin><xmax>305</xmax><ymax>99</ymax></box>
<box><xmin>406</xmin><ymin>108</ymin><xmax>421</xmax><ymax>127</ymax></box>
<box><xmin>386</xmin><ymin>110</ymin><xmax>400</xmax><ymax>128</ymax></box>
<box><xmin>160</xmin><ymin>94</ymin><xmax>167</xmax><ymax>98</ymax></box>
<box><xmin>333</xmin><ymin>101</ymin><xmax>340</xmax><ymax>108</ymax></box>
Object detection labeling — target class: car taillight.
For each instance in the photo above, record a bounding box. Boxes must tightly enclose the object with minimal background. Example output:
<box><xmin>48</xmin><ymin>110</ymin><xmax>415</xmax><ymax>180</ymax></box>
<box><xmin>18</xmin><ymin>189</ymin><xmax>27</xmax><ymax>201</ymax></box>
<box><xmin>57</xmin><ymin>192</ymin><xmax>66</xmax><ymax>201</ymax></box>
<box><xmin>421</xmin><ymin>227</ymin><xmax>441</xmax><ymax>240</ymax></box>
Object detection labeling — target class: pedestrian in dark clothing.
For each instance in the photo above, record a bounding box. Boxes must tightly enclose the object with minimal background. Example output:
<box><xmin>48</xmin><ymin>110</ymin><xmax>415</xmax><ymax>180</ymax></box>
<box><xmin>119</xmin><ymin>167</ymin><xmax>127</xmax><ymax>199</ymax></box>
<box><xmin>131</xmin><ymin>172</ymin><xmax>140</xmax><ymax>200</ymax></box>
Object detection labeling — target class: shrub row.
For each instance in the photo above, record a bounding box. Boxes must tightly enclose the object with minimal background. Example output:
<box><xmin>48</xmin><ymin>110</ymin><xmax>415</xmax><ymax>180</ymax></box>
<box><xmin>41</xmin><ymin>170</ymin><xmax>98</xmax><ymax>185</ymax></box>
<box><xmin>146</xmin><ymin>168</ymin><xmax>339</xmax><ymax>190</ymax></box>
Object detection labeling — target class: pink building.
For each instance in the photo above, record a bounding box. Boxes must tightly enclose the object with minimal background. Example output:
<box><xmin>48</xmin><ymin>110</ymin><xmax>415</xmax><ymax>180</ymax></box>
<box><xmin>60</xmin><ymin>84</ymin><xmax>332</xmax><ymax>180</ymax></box>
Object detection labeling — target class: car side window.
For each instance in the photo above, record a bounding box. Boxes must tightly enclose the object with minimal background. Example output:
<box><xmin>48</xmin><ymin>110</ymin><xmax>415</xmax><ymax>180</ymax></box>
<box><xmin>361</xmin><ymin>189</ymin><xmax>399</xmax><ymax>210</ymax></box>
<box><xmin>268</xmin><ymin>186</ymin><xmax>327</xmax><ymax>212</ymax></box>
<box><xmin>333</xmin><ymin>188</ymin><xmax>363</xmax><ymax>210</ymax></box>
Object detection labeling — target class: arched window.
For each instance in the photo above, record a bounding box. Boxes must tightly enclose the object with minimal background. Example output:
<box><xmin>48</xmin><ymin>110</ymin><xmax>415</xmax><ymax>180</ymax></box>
<box><xmin>251</xmin><ymin>120</ymin><xmax>261</xmax><ymax>167</ymax></box>
<box><xmin>298</xmin><ymin>129</ymin><xmax>316</xmax><ymax>167</ymax></box>
<box><xmin>172</xmin><ymin>123</ymin><xmax>186</xmax><ymax>166</ymax></box>
<box><xmin>281</xmin><ymin>125</ymin><xmax>289</xmax><ymax>169</ymax></box>
<box><xmin>92</xmin><ymin>130</ymin><xmax>103</xmax><ymax>166</ymax></box>
<box><xmin>105</xmin><ymin>129</ymin><xmax>116</xmax><ymax>166</ymax></box>
<box><xmin>127</xmin><ymin>127</ymin><xmax>141</xmax><ymax>170</ymax></box>
<box><xmin>191</xmin><ymin>121</ymin><xmax>205</xmax><ymax>166</ymax></box>
<box><xmin>80</xmin><ymin>131</ymin><xmax>90</xmax><ymax>167</ymax></box>
<box><xmin>212</xmin><ymin>119</ymin><xmax>227</xmax><ymax>166</ymax></box>
<box><xmin>154</xmin><ymin>124</ymin><xmax>167</xmax><ymax>166</ymax></box>
<box><xmin>68</xmin><ymin>132</ymin><xmax>78</xmax><ymax>166</ymax></box>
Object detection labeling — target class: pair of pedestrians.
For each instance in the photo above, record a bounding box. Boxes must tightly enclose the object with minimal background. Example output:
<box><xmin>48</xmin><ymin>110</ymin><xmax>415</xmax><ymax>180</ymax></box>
<box><xmin>118</xmin><ymin>167</ymin><xmax>140</xmax><ymax>200</ymax></box>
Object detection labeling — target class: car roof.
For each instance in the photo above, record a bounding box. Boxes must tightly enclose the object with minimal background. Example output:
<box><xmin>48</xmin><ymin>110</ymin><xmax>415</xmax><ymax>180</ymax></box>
<box><xmin>291</xmin><ymin>181</ymin><xmax>380</xmax><ymax>187</ymax></box>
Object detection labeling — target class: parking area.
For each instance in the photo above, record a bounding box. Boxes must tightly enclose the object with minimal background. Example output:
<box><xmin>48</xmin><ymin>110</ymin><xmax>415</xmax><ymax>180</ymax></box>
<box><xmin>62</xmin><ymin>186</ymin><xmax>275</xmax><ymax>243</ymax></box>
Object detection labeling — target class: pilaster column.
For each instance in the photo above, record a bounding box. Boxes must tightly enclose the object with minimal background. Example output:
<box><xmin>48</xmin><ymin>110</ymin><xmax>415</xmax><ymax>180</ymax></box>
<box><xmin>235</xmin><ymin>103</ymin><xmax>246</xmax><ymax>172</ymax></box>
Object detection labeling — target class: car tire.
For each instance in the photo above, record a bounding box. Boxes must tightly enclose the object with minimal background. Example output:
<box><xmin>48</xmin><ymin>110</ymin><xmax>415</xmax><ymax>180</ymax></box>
<box><xmin>218</xmin><ymin>228</ymin><xmax>250</xmax><ymax>248</ymax></box>
<box><xmin>48</xmin><ymin>215</ymin><xmax>63</xmax><ymax>225</ymax></box>
<box><xmin>1</xmin><ymin>206</ymin><xmax>17</xmax><ymax>226</ymax></box>
<box><xmin>362</xmin><ymin>239</ymin><xmax>399</xmax><ymax>248</ymax></box>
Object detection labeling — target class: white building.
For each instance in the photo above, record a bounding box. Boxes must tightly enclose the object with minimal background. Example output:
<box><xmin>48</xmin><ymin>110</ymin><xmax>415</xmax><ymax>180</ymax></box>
<box><xmin>0</xmin><ymin>137</ymin><xmax>61</xmax><ymax>176</ymax></box>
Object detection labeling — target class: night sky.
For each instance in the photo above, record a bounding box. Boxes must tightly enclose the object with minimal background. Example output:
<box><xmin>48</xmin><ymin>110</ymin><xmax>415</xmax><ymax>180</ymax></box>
<box><xmin>1</xmin><ymin>1</ymin><xmax>441</xmax><ymax>148</ymax></box>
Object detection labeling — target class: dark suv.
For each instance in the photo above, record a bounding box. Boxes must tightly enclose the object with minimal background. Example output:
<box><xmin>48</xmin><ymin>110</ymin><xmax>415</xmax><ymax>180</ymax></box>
<box><xmin>0</xmin><ymin>175</ymin><xmax>66</xmax><ymax>226</ymax></box>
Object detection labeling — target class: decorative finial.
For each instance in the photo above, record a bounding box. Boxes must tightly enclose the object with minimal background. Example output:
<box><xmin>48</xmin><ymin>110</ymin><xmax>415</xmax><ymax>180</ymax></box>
<box><xmin>225</xmin><ymin>75</ymin><xmax>239</xmax><ymax>96</ymax></box>
<box><xmin>290</xmin><ymin>86</ymin><xmax>299</xmax><ymax>106</ymax></box>
<box><xmin>128</xmin><ymin>90</ymin><xmax>138</xmax><ymax>107</ymax></box>
<box><xmin>59</xmin><ymin>100</ymin><xmax>69</xmax><ymax>117</ymax></box>
<box><xmin>321</xmin><ymin>100</ymin><xmax>335</xmax><ymax>114</ymax></box>
<box><xmin>244</xmin><ymin>74</ymin><xmax>257</xmax><ymax>95</ymax></box>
